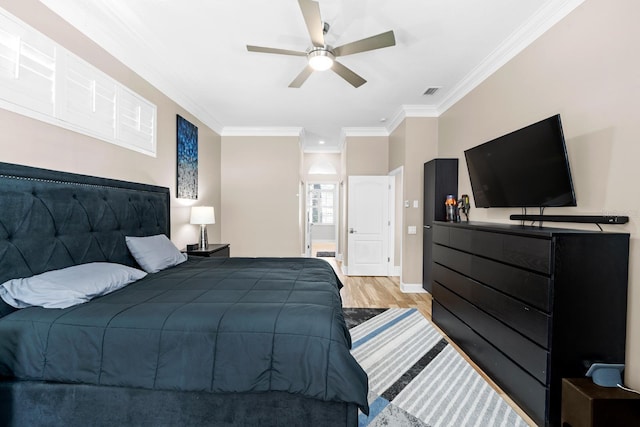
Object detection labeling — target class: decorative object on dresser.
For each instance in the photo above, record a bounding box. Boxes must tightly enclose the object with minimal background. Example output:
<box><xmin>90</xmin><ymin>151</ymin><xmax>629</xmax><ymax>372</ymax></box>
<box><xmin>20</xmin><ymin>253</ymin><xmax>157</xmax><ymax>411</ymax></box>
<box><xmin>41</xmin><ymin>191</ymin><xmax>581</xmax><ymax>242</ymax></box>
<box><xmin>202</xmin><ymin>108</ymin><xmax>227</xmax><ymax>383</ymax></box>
<box><xmin>190</xmin><ymin>206</ymin><xmax>215</xmax><ymax>249</ymax></box>
<box><xmin>422</xmin><ymin>158</ymin><xmax>458</xmax><ymax>293</ymax></box>
<box><xmin>431</xmin><ymin>221</ymin><xmax>629</xmax><ymax>427</ymax></box>
<box><xmin>184</xmin><ymin>243</ymin><xmax>230</xmax><ymax>258</ymax></box>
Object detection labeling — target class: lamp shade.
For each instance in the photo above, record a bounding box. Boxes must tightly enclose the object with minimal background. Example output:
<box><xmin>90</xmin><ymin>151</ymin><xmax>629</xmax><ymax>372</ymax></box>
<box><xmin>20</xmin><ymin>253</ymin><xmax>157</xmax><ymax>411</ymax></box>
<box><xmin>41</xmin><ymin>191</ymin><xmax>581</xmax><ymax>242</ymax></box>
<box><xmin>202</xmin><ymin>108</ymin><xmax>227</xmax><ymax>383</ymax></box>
<box><xmin>190</xmin><ymin>206</ymin><xmax>215</xmax><ymax>225</ymax></box>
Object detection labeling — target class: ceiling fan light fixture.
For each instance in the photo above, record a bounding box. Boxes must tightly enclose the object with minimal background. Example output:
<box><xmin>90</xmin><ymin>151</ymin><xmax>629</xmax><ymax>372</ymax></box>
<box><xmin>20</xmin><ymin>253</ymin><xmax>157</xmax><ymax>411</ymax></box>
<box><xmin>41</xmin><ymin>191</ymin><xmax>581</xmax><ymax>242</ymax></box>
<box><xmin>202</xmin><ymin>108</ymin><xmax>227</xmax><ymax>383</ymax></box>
<box><xmin>308</xmin><ymin>49</ymin><xmax>334</xmax><ymax>71</ymax></box>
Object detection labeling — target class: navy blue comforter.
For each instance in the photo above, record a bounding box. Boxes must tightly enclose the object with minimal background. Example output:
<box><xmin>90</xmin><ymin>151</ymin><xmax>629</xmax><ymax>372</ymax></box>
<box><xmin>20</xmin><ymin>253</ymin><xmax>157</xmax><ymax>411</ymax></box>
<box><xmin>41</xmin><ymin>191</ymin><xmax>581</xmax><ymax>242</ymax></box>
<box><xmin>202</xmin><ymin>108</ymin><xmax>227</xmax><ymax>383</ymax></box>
<box><xmin>0</xmin><ymin>257</ymin><xmax>368</xmax><ymax>412</ymax></box>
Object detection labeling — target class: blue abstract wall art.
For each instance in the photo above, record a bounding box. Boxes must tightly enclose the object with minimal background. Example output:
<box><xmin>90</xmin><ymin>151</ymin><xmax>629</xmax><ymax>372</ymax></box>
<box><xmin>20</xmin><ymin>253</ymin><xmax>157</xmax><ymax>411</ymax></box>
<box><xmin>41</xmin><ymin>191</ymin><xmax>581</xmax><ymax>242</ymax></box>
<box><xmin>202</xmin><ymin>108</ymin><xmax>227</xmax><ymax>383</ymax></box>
<box><xmin>176</xmin><ymin>115</ymin><xmax>198</xmax><ymax>199</ymax></box>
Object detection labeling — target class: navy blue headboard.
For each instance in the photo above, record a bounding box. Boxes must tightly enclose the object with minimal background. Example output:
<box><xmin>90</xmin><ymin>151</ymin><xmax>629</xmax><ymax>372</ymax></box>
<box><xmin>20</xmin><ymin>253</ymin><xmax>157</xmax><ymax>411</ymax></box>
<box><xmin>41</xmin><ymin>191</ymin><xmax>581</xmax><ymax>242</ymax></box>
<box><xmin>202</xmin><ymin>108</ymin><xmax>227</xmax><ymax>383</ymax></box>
<box><xmin>0</xmin><ymin>162</ymin><xmax>170</xmax><ymax>290</ymax></box>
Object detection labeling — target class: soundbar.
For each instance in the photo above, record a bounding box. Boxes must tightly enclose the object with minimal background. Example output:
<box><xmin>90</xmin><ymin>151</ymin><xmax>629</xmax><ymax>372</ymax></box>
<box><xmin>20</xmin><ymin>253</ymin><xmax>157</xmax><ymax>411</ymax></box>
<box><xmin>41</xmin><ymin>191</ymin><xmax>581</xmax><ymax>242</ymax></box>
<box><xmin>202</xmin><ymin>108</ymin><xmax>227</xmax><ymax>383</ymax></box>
<box><xmin>509</xmin><ymin>214</ymin><xmax>629</xmax><ymax>224</ymax></box>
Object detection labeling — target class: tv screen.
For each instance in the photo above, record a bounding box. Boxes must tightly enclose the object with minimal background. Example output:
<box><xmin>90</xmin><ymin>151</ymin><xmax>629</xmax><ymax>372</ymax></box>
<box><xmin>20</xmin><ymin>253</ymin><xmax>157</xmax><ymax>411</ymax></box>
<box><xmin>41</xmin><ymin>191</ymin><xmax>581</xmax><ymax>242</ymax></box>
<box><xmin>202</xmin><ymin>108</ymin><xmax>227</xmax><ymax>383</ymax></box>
<box><xmin>464</xmin><ymin>114</ymin><xmax>576</xmax><ymax>208</ymax></box>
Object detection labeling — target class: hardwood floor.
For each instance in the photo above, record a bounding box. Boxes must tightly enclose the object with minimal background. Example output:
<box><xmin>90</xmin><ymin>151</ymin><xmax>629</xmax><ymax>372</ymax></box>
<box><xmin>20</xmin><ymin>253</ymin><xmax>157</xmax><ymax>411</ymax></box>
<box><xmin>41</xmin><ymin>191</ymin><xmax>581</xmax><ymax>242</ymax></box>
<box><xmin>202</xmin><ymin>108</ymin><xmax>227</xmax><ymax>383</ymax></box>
<box><xmin>320</xmin><ymin>257</ymin><xmax>537</xmax><ymax>426</ymax></box>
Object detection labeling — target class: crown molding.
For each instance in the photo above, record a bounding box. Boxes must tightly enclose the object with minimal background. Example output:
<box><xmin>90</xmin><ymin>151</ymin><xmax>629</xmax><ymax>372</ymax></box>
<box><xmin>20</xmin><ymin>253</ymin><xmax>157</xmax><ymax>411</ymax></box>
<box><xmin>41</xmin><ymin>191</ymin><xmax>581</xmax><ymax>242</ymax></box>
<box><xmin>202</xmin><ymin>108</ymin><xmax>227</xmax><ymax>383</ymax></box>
<box><xmin>385</xmin><ymin>104</ymin><xmax>440</xmax><ymax>134</ymax></box>
<box><xmin>437</xmin><ymin>0</ymin><xmax>586</xmax><ymax>114</ymax></box>
<box><xmin>220</xmin><ymin>126</ymin><xmax>304</xmax><ymax>137</ymax></box>
<box><xmin>341</xmin><ymin>127</ymin><xmax>389</xmax><ymax>137</ymax></box>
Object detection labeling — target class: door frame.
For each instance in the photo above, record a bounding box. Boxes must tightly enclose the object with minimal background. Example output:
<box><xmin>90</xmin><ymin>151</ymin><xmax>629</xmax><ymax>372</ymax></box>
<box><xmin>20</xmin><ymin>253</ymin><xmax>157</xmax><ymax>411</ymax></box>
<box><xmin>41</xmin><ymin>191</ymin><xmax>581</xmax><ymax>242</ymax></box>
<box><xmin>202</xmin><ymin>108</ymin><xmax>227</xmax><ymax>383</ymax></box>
<box><xmin>304</xmin><ymin>181</ymin><xmax>339</xmax><ymax>258</ymax></box>
<box><xmin>388</xmin><ymin>166</ymin><xmax>403</xmax><ymax>278</ymax></box>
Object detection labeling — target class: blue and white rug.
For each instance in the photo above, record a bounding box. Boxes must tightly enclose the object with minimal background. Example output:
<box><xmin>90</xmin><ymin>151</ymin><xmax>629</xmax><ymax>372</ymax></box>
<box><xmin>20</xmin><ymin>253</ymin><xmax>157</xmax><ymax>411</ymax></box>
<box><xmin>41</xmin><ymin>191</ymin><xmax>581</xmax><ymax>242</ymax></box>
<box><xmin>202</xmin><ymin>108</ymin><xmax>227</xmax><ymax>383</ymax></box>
<box><xmin>344</xmin><ymin>308</ymin><xmax>529</xmax><ymax>427</ymax></box>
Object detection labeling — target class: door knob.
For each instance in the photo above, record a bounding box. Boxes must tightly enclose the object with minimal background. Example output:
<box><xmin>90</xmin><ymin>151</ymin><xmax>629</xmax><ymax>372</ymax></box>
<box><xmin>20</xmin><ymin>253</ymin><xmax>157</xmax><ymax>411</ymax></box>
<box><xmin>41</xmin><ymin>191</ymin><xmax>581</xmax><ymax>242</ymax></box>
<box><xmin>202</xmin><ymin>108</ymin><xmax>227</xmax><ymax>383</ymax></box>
<box><xmin>349</xmin><ymin>228</ymin><xmax>356</xmax><ymax>234</ymax></box>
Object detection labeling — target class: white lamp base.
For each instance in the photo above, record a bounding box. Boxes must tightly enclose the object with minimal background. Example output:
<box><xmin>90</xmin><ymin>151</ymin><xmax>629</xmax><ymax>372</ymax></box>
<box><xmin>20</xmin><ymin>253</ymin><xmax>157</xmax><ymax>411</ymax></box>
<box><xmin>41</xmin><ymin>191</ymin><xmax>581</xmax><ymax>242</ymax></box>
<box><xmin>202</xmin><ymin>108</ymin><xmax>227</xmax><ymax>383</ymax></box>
<box><xmin>199</xmin><ymin>224</ymin><xmax>208</xmax><ymax>249</ymax></box>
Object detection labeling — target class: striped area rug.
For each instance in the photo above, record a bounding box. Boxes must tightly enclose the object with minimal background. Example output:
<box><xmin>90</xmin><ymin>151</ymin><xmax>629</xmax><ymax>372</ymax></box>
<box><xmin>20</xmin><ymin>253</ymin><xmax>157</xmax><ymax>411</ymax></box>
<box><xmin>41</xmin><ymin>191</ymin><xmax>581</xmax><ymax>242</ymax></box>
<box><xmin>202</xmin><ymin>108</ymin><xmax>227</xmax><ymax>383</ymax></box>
<box><xmin>345</xmin><ymin>308</ymin><xmax>529</xmax><ymax>427</ymax></box>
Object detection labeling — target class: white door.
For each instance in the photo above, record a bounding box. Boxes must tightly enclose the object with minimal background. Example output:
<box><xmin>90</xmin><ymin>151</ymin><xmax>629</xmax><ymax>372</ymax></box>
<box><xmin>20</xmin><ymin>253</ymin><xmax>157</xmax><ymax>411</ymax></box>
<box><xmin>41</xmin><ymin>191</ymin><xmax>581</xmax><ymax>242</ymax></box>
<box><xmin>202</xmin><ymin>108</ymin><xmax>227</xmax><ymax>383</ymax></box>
<box><xmin>347</xmin><ymin>176</ymin><xmax>391</xmax><ymax>276</ymax></box>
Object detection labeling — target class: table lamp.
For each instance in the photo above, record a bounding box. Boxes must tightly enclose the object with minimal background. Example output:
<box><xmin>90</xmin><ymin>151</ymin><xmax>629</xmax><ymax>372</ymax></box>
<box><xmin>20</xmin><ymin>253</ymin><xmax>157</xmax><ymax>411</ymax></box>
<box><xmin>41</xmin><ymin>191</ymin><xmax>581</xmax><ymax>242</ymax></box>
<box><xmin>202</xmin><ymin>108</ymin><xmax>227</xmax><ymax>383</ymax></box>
<box><xmin>190</xmin><ymin>206</ymin><xmax>215</xmax><ymax>249</ymax></box>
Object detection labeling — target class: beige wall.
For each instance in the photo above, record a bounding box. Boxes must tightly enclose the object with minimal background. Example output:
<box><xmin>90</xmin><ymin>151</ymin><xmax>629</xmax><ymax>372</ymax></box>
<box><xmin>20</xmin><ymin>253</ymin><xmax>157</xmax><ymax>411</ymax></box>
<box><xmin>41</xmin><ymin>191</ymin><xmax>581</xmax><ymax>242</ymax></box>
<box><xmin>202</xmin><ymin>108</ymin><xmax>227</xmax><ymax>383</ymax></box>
<box><xmin>0</xmin><ymin>0</ymin><xmax>222</xmax><ymax>251</ymax></box>
<box><xmin>438</xmin><ymin>0</ymin><xmax>640</xmax><ymax>388</ymax></box>
<box><xmin>221</xmin><ymin>135</ymin><xmax>302</xmax><ymax>257</ymax></box>
<box><xmin>341</xmin><ymin>136</ymin><xmax>389</xmax><ymax>268</ymax></box>
<box><xmin>389</xmin><ymin>118</ymin><xmax>439</xmax><ymax>285</ymax></box>
<box><xmin>403</xmin><ymin>118</ymin><xmax>439</xmax><ymax>285</ymax></box>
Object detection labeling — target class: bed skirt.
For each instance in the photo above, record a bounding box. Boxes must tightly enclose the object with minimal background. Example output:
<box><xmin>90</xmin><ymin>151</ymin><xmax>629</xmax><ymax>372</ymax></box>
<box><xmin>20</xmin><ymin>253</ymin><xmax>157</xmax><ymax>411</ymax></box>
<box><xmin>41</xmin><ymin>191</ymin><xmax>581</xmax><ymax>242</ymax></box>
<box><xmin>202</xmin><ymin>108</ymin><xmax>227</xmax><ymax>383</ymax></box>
<box><xmin>0</xmin><ymin>380</ymin><xmax>358</xmax><ymax>426</ymax></box>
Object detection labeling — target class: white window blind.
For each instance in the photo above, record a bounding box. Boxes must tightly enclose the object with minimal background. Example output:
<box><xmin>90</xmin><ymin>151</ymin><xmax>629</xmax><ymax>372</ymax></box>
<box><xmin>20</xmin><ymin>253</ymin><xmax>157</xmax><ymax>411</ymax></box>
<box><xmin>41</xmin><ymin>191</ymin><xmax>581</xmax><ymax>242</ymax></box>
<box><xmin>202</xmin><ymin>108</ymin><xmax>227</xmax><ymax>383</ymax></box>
<box><xmin>0</xmin><ymin>8</ymin><xmax>157</xmax><ymax>156</ymax></box>
<box><xmin>57</xmin><ymin>53</ymin><xmax>117</xmax><ymax>141</ymax></box>
<box><xmin>0</xmin><ymin>19</ymin><xmax>55</xmax><ymax>117</ymax></box>
<box><xmin>116</xmin><ymin>86</ymin><xmax>156</xmax><ymax>153</ymax></box>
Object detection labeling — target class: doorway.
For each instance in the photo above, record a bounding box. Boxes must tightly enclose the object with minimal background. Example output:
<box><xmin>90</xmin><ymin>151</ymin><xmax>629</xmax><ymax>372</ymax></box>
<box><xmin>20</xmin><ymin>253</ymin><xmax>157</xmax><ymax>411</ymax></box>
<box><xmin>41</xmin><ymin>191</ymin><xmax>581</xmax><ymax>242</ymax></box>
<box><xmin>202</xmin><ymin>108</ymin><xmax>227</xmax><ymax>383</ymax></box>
<box><xmin>305</xmin><ymin>182</ymin><xmax>338</xmax><ymax>258</ymax></box>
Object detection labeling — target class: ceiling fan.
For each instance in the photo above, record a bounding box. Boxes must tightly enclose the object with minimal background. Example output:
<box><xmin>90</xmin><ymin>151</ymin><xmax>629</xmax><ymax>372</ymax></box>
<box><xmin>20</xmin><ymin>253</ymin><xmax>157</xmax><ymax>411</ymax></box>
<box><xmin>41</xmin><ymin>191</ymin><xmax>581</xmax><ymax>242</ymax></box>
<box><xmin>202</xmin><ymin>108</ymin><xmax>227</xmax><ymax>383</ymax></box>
<box><xmin>246</xmin><ymin>0</ymin><xmax>396</xmax><ymax>88</ymax></box>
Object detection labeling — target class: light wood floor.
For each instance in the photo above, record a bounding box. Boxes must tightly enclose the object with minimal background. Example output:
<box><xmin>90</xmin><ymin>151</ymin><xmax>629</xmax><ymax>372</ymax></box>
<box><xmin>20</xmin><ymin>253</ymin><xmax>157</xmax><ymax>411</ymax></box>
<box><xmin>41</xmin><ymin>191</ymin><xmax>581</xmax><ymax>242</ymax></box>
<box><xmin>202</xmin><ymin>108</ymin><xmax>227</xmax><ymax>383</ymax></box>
<box><xmin>319</xmin><ymin>256</ymin><xmax>537</xmax><ymax>426</ymax></box>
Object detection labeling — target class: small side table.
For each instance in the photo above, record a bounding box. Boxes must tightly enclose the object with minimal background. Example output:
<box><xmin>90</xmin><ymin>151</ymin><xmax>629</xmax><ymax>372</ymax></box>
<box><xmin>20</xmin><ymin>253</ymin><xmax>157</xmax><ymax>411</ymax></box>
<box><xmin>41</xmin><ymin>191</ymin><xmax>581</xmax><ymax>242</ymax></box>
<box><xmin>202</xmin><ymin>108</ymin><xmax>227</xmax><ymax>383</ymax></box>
<box><xmin>183</xmin><ymin>243</ymin><xmax>230</xmax><ymax>258</ymax></box>
<box><xmin>562</xmin><ymin>378</ymin><xmax>640</xmax><ymax>427</ymax></box>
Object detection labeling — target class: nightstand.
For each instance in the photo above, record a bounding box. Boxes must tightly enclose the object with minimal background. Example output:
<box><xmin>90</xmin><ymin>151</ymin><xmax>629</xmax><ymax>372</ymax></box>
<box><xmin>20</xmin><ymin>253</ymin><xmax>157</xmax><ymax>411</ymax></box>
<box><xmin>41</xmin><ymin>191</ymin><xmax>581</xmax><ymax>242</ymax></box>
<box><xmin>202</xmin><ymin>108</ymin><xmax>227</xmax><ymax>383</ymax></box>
<box><xmin>184</xmin><ymin>243</ymin><xmax>230</xmax><ymax>258</ymax></box>
<box><xmin>561</xmin><ymin>378</ymin><xmax>640</xmax><ymax>427</ymax></box>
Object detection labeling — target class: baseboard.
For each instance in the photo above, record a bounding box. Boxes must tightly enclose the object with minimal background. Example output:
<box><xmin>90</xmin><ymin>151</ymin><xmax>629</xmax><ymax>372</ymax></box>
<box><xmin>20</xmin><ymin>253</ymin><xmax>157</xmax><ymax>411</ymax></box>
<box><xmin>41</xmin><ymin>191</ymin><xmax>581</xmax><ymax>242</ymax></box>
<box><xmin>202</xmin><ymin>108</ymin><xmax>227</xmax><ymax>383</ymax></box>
<box><xmin>400</xmin><ymin>282</ymin><xmax>427</xmax><ymax>293</ymax></box>
<box><xmin>391</xmin><ymin>266</ymin><xmax>401</xmax><ymax>277</ymax></box>
<box><xmin>336</xmin><ymin>253</ymin><xmax>343</xmax><ymax>262</ymax></box>
<box><xmin>341</xmin><ymin>264</ymin><xmax>348</xmax><ymax>276</ymax></box>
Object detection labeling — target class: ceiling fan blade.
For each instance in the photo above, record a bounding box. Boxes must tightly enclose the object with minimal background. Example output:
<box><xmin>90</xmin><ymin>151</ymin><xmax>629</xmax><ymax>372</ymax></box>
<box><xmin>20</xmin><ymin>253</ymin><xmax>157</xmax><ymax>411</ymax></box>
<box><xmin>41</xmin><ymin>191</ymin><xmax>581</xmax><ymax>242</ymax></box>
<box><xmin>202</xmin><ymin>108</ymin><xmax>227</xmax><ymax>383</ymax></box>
<box><xmin>331</xmin><ymin>61</ymin><xmax>366</xmax><ymax>88</ymax></box>
<box><xmin>333</xmin><ymin>30</ymin><xmax>396</xmax><ymax>57</ymax></box>
<box><xmin>289</xmin><ymin>65</ymin><xmax>314</xmax><ymax>88</ymax></box>
<box><xmin>246</xmin><ymin>45</ymin><xmax>306</xmax><ymax>56</ymax></box>
<box><xmin>298</xmin><ymin>0</ymin><xmax>325</xmax><ymax>47</ymax></box>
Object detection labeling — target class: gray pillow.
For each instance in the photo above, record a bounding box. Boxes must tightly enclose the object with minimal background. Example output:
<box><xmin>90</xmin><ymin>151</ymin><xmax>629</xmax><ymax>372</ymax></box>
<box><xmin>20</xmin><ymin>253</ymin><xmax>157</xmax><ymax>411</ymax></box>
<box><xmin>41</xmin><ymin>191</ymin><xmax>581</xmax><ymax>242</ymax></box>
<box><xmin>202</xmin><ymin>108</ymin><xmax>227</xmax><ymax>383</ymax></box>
<box><xmin>125</xmin><ymin>234</ymin><xmax>187</xmax><ymax>273</ymax></box>
<box><xmin>0</xmin><ymin>262</ymin><xmax>147</xmax><ymax>309</ymax></box>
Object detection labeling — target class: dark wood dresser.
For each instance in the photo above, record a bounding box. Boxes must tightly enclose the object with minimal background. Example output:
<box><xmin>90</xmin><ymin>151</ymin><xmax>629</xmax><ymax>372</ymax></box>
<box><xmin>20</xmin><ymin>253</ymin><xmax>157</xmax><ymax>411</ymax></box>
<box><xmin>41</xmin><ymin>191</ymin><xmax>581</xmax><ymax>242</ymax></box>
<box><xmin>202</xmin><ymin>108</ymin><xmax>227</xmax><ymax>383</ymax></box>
<box><xmin>431</xmin><ymin>221</ymin><xmax>629</xmax><ymax>426</ymax></box>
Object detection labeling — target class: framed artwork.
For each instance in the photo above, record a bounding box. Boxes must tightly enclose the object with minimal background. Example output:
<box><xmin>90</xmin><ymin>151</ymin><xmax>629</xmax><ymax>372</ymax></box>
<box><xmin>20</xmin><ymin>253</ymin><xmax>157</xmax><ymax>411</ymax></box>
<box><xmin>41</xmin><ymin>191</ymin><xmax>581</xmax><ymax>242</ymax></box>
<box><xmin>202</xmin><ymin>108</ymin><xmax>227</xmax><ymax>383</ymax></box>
<box><xmin>176</xmin><ymin>114</ymin><xmax>198</xmax><ymax>199</ymax></box>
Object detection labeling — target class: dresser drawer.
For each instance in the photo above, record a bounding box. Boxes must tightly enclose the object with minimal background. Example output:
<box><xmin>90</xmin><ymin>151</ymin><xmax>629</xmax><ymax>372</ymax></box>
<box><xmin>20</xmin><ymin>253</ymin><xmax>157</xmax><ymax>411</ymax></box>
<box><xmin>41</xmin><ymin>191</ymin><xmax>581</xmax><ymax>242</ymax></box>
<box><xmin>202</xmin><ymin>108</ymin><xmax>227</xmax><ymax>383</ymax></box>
<box><xmin>433</xmin><ymin>282</ymin><xmax>549</xmax><ymax>383</ymax></box>
<box><xmin>472</xmin><ymin>230</ymin><xmax>552</xmax><ymax>274</ymax></box>
<box><xmin>433</xmin><ymin>224</ymin><xmax>552</xmax><ymax>274</ymax></box>
<box><xmin>433</xmin><ymin>244</ymin><xmax>552</xmax><ymax>312</ymax></box>
<box><xmin>433</xmin><ymin>301</ymin><xmax>548</xmax><ymax>426</ymax></box>
<box><xmin>433</xmin><ymin>263</ymin><xmax>550</xmax><ymax>348</ymax></box>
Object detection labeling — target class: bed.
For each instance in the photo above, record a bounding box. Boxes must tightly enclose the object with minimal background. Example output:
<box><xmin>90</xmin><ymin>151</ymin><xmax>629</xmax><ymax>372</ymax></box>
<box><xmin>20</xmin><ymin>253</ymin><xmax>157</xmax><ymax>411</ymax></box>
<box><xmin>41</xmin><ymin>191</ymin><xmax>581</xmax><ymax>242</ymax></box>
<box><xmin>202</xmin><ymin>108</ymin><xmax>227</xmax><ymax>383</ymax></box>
<box><xmin>0</xmin><ymin>161</ymin><xmax>368</xmax><ymax>426</ymax></box>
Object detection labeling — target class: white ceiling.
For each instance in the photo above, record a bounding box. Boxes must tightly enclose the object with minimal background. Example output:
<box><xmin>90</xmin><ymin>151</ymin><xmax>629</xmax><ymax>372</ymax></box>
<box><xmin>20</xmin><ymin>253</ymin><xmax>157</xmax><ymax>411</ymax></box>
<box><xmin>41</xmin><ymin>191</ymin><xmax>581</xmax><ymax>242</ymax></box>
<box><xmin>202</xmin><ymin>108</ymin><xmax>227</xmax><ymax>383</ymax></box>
<box><xmin>38</xmin><ymin>0</ymin><xmax>583</xmax><ymax>153</ymax></box>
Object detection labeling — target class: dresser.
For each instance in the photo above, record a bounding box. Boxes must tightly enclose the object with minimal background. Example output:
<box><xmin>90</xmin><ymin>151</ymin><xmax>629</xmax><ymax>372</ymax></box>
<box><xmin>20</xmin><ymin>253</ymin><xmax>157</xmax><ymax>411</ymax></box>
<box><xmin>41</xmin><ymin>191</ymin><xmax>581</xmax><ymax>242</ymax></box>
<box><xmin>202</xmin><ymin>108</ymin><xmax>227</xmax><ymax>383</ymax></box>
<box><xmin>430</xmin><ymin>221</ymin><xmax>629</xmax><ymax>426</ymax></box>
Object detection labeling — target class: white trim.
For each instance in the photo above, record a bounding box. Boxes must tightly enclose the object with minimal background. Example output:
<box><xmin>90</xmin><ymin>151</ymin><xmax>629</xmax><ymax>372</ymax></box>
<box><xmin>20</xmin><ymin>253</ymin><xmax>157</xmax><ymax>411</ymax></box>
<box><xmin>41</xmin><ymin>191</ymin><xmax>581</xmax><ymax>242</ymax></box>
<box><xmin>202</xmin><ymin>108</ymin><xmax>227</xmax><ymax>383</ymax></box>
<box><xmin>221</xmin><ymin>126</ymin><xmax>303</xmax><ymax>137</ymax></box>
<box><xmin>386</xmin><ymin>107</ymin><xmax>407</xmax><ymax>135</ymax></box>
<box><xmin>437</xmin><ymin>0</ymin><xmax>585</xmax><ymax>114</ymax></box>
<box><xmin>388</xmin><ymin>166</ymin><xmax>404</xmax><ymax>283</ymax></box>
<box><xmin>341</xmin><ymin>127</ymin><xmax>389</xmax><ymax>137</ymax></box>
<box><xmin>400</xmin><ymin>282</ymin><xmax>427</xmax><ymax>294</ymax></box>
<box><xmin>402</xmin><ymin>105</ymin><xmax>440</xmax><ymax>118</ymax></box>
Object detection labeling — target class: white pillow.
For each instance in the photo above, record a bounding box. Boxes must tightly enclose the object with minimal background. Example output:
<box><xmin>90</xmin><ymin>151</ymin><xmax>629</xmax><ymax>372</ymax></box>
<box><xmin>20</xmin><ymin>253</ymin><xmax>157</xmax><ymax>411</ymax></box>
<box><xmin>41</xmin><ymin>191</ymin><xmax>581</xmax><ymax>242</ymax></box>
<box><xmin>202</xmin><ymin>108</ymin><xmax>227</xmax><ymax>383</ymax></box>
<box><xmin>125</xmin><ymin>234</ymin><xmax>187</xmax><ymax>273</ymax></box>
<box><xmin>0</xmin><ymin>262</ymin><xmax>147</xmax><ymax>309</ymax></box>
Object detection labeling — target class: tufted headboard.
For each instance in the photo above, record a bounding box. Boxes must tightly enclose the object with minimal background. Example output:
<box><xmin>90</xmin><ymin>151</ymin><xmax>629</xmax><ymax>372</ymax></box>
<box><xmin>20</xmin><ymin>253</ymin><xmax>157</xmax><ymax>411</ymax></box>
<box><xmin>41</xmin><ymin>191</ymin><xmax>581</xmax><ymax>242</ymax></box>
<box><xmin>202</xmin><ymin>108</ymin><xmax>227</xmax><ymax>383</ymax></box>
<box><xmin>0</xmin><ymin>162</ymin><xmax>170</xmax><ymax>291</ymax></box>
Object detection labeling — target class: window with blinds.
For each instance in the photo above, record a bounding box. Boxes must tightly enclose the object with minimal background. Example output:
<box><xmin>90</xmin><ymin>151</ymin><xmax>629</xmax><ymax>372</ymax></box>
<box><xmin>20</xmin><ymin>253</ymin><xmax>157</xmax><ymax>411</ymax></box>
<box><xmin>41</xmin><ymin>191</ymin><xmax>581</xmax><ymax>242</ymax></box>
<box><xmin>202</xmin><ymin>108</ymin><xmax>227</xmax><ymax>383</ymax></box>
<box><xmin>0</xmin><ymin>8</ymin><xmax>157</xmax><ymax>156</ymax></box>
<box><xmin>308</xmin><ymin>183</ymin><xmax>335</xmax><ymax>225</ymax></box>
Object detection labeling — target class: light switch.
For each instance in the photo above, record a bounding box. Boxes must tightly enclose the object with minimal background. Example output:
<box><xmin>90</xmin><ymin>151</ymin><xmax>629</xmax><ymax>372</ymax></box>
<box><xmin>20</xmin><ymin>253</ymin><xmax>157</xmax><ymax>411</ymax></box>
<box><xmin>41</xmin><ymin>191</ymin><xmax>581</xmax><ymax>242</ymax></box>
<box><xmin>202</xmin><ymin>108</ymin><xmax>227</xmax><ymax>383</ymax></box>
<box><xmin>413</xmin><ymin>200</ymin><xmax>419</xmax><ymax>208</ymax></box>
<box><xmin>408</xmin><ymin>226</ymin><xmax>417</xmax><ymax>234</ymax></box>
<box><xmin>404</xmin><ymin>200</ymin><xmax>410</xmax><ymax>208</ymax></box>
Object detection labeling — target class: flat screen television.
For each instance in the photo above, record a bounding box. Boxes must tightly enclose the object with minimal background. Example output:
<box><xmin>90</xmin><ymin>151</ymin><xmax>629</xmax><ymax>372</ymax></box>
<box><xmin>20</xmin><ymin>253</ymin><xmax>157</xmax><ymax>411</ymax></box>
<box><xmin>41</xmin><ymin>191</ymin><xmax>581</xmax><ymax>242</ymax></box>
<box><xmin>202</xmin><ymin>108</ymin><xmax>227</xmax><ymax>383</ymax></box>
<box><xmin>464</xmin><ymin>114</ymin><xmax>576</xmax><ymax>208</ymax></box>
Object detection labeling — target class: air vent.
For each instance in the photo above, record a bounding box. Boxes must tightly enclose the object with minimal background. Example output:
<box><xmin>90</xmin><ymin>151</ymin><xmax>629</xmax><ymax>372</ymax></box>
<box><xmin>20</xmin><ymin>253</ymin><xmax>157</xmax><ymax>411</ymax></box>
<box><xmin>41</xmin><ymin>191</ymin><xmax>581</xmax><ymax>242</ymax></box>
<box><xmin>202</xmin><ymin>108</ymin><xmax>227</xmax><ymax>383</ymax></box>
<box><xmin>423</xmin><ymin>87</ymin><xmax>440</xmax><ymax>96</ymax></box>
